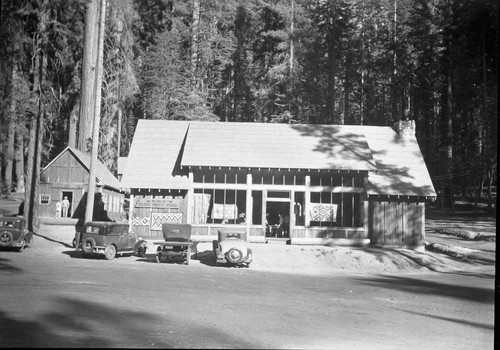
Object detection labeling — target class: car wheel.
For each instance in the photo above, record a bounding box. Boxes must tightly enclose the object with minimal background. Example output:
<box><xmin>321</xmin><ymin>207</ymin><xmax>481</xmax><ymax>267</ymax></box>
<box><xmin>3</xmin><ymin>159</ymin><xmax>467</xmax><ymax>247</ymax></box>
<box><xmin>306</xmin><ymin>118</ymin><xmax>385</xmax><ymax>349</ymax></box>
<box><xmin>226</xmin><ymin>248</ymin><xmax>244</xmax><ymax>264</ymax></box>
<box><xmin>81</xmin><ymin>237</ymin><xmax>96</xmax><ymax>254</ymax></box>
<box><xmin>137</xmin><ymin>246</ymin><xmax>146</xmax><ymax>257</ymax></box>
<box><xmin>0</xmin><ymin>231</ymin><xmax>13</xmax><ymax>247</ymax></box>
<box><xmin>18</xmin><ymin>239</ymin><xmax>25</xmax><ymax>252</ymax></box>
<box><xmin>104</xmin><ymin>245</ymin><xmax>117</xmax><ymax>260</ymax></box>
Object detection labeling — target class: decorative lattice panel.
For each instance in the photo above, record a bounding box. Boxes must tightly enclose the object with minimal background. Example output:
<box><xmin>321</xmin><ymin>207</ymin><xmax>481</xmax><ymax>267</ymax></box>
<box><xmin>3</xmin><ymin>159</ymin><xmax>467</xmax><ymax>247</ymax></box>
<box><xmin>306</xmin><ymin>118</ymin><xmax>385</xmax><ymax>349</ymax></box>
<box><xmin>151</xmin><ymin>213</ymin><xmax>183</xmax><ymax>230</ymax></box>
<box><xmin>310</xmin><ymin>204</ymin><xmax>338</xmax><ymax>222</ymax></box>
<box><xmin>132</xmin><ymin>216</ymin><xmax>150</xmax><ymax>226</ymax></box>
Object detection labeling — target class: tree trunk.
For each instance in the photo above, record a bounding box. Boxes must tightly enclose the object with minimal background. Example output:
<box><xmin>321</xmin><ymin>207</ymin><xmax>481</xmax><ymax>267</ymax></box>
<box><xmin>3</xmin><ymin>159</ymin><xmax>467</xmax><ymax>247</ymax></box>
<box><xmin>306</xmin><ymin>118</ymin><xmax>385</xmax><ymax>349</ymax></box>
<box><xmin>78</xmin><ymin>0</ymin><xmax>99</xmax><ymax>153</ymax></box>
<box><xmin>25</xmin><ymin>1</ymin><xmax>48</xmax><ymax>231</ymax></box>
<box><xmin>117</xmin><ymin>106</ymin><xmax>122</xmax><ymax>158</ymax></box>
<box><xmin>14</xmin><ymin>130</ymin><xmax>25</xmax><ymax>193</ymax></box>
<box><xmin>190</xmin><ymin>0</ymin><xmax>200</xmax><ymax>87</ymax></box>
<box><xmin>440</xmin><ymin>55</ymin><xmax>454</xmax><ymax>209</ymax></box>
<box><xmin>342</xmin><ymin>53</ymin><xmax>351</xmax><ymax>125</ymax></box>
<box><xmin>4</xmin><ymin>91</ymin><xmax>15</xmax><ymax>194</ymax></box>
<box><xmin>391</xmin><ymin>0</ymin><xmax>398</xmax><ymax>122</ymax></box>
<box><xmin>327</xmin><ymin>43</ymin><xmax>336</xmax><ymax>124</ymax></box>
<box><xmin>288</xmin><ymin>0</ymin><xmax>295</xmax><ymax>115</ymax></box>
<box><xmin>68</xmin><ymin>101</ymin><xmax>79</xmax><ymax>148</ymax></box>
<box><xmin>360</xmin><ymin>3</ymin><xmax>365</xmax><ymax>126</ymax></box>
<box><xmin>85</xmin><ymin>0</ymin><xmax>107</xmax><ymax>223</ymax></box>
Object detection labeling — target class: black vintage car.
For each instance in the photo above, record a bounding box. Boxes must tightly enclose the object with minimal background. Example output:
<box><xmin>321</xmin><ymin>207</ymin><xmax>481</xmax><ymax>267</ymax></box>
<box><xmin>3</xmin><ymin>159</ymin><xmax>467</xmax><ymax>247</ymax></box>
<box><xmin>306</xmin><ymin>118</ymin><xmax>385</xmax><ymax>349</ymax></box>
<box><xmin>0</xmin><ymin>217</ymin><xmax>33</xmax><ymax>252</ymax></box>
<box><xmin>75</xmin><ymin>221</ymin><xmax>147</xmax><ymax>260</ymax></box>
<box><xmin>154</xmin><ymin>223</ymin><xmax>197</xmax><ymax>265</ymax></box>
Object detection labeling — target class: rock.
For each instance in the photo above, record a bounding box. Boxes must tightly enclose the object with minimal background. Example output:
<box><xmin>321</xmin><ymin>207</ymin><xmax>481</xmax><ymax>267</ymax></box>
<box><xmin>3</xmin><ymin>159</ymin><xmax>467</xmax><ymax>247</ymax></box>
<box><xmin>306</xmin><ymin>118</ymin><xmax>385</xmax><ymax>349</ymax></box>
<box><xmin>435</xmin><ymin>228</ymin><xmax>479</xmax><ymax>240</ymax></box>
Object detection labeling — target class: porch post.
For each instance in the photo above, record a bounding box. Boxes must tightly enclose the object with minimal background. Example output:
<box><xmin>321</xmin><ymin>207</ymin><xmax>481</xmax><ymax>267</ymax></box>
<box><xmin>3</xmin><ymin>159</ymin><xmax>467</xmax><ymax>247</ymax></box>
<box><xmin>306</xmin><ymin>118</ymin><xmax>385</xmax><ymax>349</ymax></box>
<box><xmin>128</xmin><ymin>193</ymin><xmax>134</xmax><ymax>227</ymax></box>
<box><xmin>246</xmin><ymin>172</ymin><xmax>252</xmax><ymax>234</ymax></box>
<box><xmin>305</xmin><ymin>174</ymin><xmax>311</xmax><ymax>237</ymax></box>
<box><xmin>187</xmin><ymin>170</ymin><xmax>194</xmax><ymax>224</ymax></box>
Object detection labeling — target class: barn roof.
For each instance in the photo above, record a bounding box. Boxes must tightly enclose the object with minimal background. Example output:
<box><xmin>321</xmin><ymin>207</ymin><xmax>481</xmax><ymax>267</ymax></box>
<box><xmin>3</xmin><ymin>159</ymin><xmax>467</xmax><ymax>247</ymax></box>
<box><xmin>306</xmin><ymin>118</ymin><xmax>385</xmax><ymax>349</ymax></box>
<box><xmin>121</xmin><ymin>120</ymin><xmax>436</xmax><ymax>197</ymax></box>
<box><xmin>42</xmin><ymin>146</ymin><xmax>122</xmax><ymax>191</ymax></box>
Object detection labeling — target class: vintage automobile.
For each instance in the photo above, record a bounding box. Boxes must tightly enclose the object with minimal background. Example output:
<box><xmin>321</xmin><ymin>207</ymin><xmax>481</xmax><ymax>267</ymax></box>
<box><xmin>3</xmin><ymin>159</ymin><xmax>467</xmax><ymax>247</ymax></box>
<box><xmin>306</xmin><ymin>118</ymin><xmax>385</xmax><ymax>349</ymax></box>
<box><xmin>154</xmin><ymin>223</ymin><xmax>196</xmax><ymax>265</ymax></box>
<box><xmin>213</xmin><ymin>228</ymin><xmax>252</xmax><ymax>267</ymax></box>
<box><xmin>75</xmin><ymin>221</ymin><xmax>147</xmax><ymax>260</ymax></box>
<box><xmin>0</xmin><ymin>216</ymin><xmax>33</xmax><ymax>252</ymax></box>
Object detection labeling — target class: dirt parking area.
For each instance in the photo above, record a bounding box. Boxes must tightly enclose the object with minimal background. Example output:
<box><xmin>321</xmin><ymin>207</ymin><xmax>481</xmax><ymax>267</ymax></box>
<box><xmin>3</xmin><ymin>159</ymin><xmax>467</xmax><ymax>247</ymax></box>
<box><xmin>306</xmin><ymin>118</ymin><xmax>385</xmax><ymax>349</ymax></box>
<box><xmin>31</xmin><ymin>222</ymin><xmax>494</xmax><ymax>277</ymax></box>
<box><xmin>2</xmin><ymin>196</ymin><xmax>495</xmax><ymax>276</ymax></box>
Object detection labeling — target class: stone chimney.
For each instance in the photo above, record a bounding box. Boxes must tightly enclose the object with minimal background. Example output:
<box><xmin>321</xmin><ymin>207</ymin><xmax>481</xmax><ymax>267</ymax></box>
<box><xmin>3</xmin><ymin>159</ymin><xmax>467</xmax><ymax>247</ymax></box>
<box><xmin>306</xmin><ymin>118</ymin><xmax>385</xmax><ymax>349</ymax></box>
<box><xmin>394</xmin><ymin>119</ymin><xmax>416</xmax><ymax>136</ymax></box>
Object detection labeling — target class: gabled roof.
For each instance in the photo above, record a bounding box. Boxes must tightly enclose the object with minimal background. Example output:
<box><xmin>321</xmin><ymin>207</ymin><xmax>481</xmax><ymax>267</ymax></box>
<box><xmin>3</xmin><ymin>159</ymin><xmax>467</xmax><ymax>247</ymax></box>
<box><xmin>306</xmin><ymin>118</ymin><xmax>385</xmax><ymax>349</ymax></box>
<box><xmin>362</xmin><ymin>126</ymin><xmax>436</xmax><ymax>197</ymax></box>
<box><xmin>42</xmin><ymin>146</ymin><xmax>122</xmax><ymax>191</ymax></box>
<box><xmin>117</xmin><ymin>157</ymin><xmax>128</xmax><ymax>176</ymax></box>
<box><xmin>120</xmin><ymin>120</ymin><xmax>191</xmax><ymax>190</ymax></box>
<box><xmin>121</xmin><ymin>120</ymin><xmax>436</xmax><ymax>197</ymax></box>
<box><xmin>182</xmin><ymin>122</ymin><xmax>377</xmax><ymax>170</ymax></box>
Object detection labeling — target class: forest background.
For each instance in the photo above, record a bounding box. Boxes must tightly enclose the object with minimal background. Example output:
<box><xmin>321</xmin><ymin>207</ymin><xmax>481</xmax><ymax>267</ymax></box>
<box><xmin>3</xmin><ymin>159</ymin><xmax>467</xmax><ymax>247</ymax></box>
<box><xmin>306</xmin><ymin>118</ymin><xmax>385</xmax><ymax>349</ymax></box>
<box><xmin>0</xmin><ymin>0</ymin><xmax>497</xmax><ymax>218</ymax></box>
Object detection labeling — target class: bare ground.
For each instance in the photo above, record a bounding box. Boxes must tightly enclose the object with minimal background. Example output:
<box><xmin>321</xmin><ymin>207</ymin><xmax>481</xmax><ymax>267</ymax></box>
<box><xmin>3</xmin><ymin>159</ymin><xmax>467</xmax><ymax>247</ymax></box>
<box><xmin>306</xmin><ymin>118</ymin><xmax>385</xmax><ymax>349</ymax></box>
<box><xmin>2</xmin><ymin>196</ymin><xmax>496</xmax><ymax>277</ymax></box>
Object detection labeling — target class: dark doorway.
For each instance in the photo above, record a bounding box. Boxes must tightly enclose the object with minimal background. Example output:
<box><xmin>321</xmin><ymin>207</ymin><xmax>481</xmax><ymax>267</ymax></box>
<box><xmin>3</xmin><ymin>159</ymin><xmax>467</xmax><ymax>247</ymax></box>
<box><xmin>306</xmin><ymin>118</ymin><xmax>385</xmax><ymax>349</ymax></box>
<box><xmin>62</xmin><ymin>191</ymin><xmax>73</xmax><ymax>218</ymax></box>
<box><xmin>265</xmin><ymin>201</ymin><xmax>290</xmax><ymax>238</ymax></box>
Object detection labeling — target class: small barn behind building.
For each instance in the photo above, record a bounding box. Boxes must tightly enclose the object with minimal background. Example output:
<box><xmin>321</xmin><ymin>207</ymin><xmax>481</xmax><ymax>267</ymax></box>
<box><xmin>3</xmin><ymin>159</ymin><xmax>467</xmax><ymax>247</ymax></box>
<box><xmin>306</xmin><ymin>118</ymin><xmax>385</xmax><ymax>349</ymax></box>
<box><xmin>39</xmin><ymin>146</ymin><xmax>126</xmax><ymax>221</ymax></box>
<box><xmin>121</xmin><ymin>120</ymin><xmax>436</xmax><ymax>248</ymax></box>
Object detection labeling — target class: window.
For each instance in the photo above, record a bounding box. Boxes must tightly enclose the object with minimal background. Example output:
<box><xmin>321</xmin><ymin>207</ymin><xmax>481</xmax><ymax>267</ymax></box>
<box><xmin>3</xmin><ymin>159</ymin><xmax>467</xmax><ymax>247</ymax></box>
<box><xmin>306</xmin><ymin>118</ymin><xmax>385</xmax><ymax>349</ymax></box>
<box><xmin>40</xmin><ymin>194</ymin><xmax>50</xmax><ymax>205</ymax></box>
<box><xmin>309</xmin><ymin>192</ymin><xmax>362</xmax><ymax>228</ymax></box>
<box><xmin>86</xmin><ymin>226</ymin><xmax>100</xmax><ymax>234</ymax></box>
<box><xmin>192</xmin><ymin>188</ymin><xmax>247</xmax><ymax>224</ymax></box>
<box><xmin>294</xmin><ymin>192</ymin><xmax>305</xmax><ymax>226</ymax></box>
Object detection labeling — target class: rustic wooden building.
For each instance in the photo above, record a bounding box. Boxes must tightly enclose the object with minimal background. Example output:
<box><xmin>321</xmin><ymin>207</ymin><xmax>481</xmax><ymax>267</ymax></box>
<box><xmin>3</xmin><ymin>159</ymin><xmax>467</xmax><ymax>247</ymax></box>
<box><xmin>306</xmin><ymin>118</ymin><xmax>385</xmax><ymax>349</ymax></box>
<box><xmin>121</xmin><ymin>120</ymin><xmax>436</xmax><ymax>248</ymax></box>
<box><xmin>39</xmin><ymin>146</ymin><xmax>126</xmax><ymax>220</ymax></box>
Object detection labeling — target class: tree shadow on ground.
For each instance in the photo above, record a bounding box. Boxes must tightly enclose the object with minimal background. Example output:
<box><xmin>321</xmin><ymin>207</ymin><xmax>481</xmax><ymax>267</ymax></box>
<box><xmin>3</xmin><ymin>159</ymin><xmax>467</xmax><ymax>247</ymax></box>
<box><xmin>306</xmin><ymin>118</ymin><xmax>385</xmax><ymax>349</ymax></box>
<box><xmin>0</xmin><ymin>256</ymin><xmax>23</xmax><ymax>273</ymax></box>
<box><xmin>34</xmin><ymin>232</ymin><xmax>73</xmax><ymax>249</ymax></box>
<box><xmin>398</xmin><ymin>309</ymin><xmax>494</xmax><ymax>331</ymax></box>
<box><xmin>352</xmin><ymin>274</ymin><xmax>494</xmax><ymax>303</ymax></box>
<box><xmin>0</xmin><ymin>295</ymin><xmax>263</xmax><ymax>348</ymax></box>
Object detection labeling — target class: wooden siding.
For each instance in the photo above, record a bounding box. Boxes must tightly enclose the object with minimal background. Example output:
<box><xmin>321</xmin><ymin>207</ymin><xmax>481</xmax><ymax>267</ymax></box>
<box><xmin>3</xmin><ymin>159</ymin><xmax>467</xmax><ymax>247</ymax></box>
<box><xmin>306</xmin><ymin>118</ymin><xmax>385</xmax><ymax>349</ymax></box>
<box><xmin>130</xmin><ymin>195</ymin><xmax>188</xmax><ymax>237</ymax></box>
<box><xmin>292</xmin><ymin>227</ymin><xmax>366</xmax><ymax>239</ymax></box>
<box><xmin>39</xmin><ymin>150</ymin><xmax>124</xmax><ymax>219</ymax></box>
<box><xmin>368</xmin><ymin>200</ymin><xmax>424</xmax><ymax>247</ymax></box>
<box><xmin>39</xmin><ymin>151</ymin><xmax>87</xmax><ymax>218</ymax></box>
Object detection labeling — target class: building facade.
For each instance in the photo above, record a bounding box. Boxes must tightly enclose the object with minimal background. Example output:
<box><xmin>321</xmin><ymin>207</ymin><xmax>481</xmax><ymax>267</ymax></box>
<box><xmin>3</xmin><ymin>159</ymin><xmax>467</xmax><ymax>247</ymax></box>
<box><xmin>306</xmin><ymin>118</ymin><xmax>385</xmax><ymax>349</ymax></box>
<box><xmin>39</xmin><ymin>146</ymin><xmax>126</xmax><ymax>221</ymax></box>
<box><xmin>121</xmin><ymin>120</ymin><xmax>436</xmax><ymax>248</ymax></box>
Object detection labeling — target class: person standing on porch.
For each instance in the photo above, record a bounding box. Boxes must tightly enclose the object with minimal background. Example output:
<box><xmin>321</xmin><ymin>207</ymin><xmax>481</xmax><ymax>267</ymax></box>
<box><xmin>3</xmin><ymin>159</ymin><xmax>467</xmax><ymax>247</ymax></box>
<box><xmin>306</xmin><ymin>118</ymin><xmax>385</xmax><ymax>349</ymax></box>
<box><xmin>62</xmin><ymin>196</ymin><xmax>70</xmax><ymax>217</ymax></box>
<box><xmin>55</xmin><ymin>201</ymin><xmax>62</xmax><ymax>218</ymax></box>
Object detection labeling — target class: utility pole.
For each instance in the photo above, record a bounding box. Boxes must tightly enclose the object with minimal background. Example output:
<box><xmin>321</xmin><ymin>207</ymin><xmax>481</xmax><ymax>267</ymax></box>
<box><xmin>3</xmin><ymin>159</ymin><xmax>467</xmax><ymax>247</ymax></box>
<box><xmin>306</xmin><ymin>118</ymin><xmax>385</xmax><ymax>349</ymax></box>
<box><xmin>85</xmin><ymin>0</ymin><xmax>107</xmax><ymax>223</ymax></box>
<box><xmin>78</xmin><ymin>0</ymin><xmax>99</xmax><ymax>152</ymax></box>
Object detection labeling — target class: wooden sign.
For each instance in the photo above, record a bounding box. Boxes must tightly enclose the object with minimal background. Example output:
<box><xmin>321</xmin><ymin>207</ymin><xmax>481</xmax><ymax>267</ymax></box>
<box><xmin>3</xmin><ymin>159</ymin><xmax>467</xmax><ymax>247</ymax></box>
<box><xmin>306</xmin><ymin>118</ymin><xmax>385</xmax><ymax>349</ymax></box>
<box><xmin>135</xmin><ymin>198</ymin><xmax>179</xmax><ymax>209</ymax></box>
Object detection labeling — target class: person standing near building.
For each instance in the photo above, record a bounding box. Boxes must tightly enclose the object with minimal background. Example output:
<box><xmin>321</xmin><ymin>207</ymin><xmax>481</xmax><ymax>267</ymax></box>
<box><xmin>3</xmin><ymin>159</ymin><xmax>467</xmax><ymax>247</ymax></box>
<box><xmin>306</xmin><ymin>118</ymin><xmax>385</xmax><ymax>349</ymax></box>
<box><xmin>55</xmin><ymin>201</ymin><xmax>62</xmax><ymax>217</ymax></box>
<box><xmin>278</xmin><ymin>213</ymin><xmax>284</xmax><ymax>237</ymax></box>
<box><xmin>61</xmin><ymin>196</ymin><xmax>70</xmax><ymax>217</ymax></box>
